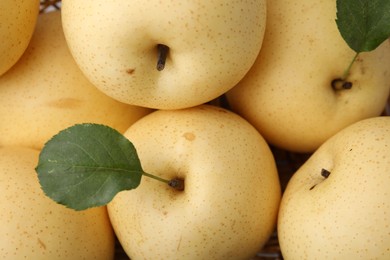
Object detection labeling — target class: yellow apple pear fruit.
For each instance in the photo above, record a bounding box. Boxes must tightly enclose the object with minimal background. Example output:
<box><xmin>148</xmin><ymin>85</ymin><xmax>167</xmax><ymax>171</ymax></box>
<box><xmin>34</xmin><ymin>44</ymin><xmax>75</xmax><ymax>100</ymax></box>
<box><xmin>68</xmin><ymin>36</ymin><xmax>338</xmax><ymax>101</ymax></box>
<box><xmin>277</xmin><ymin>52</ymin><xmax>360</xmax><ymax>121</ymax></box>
<box><xmin>0</xmin><ymin>146</ymin><xmax>115</xmax><ymax>259</ymax></box>
<box><xmin>0</xmin><ymin>11</ymin><xmax>151</xmax><ymax>150</ymax></box>
<box><xmin>278</xmin><ymin>116</ymin><xmax>390</xmax><ymax>259</ymax></box>
<box><xmin>0</xmin><ymin>0</ymin><xmax>40</xmax><ymax>76</ymax></box>
<box><xmin>108</xmin><ymin>105</ymin><xmax>281</xmax><ymax>259</ymax></box>
<box><xmin>227</xmin><ymin>0</ymin><xmax>390</xmax><ymax>153</ymax></box>
<box><xmin>61</xmin><ymin>0</ymin><xmax>267</xmax><ymax>109</ymax></box>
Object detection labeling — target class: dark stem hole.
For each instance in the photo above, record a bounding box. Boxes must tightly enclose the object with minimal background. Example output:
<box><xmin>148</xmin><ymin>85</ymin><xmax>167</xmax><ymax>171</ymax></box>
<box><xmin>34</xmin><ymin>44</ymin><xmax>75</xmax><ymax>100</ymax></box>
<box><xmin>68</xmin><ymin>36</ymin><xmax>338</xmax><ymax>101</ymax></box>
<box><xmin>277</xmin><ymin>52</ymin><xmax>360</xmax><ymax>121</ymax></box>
<box><xmin>168</xmin><ymin>178</ymin><xmax>185</xmax><ymax>191</ymax></box>
<box><xmin>321</xmin><ymin>168</ymin><xmax>331</xmax><ymax>178</ymax></box>
<box><xmin>331</xmin><ymin>78</ymin><xmax>353</xmax><ymax>90</ymax></box>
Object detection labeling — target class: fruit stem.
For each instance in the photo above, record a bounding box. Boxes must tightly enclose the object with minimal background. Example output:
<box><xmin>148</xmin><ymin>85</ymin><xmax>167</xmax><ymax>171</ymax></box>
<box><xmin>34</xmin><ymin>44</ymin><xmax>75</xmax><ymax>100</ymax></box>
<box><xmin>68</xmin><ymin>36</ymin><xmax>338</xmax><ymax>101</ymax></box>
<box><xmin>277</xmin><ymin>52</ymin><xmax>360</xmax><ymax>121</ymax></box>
<box><xmin>142</xmin><ymin>172</ymin><xmax>184</xmax><ymax>191</ymax></box>
<box><xmin>156</xmin><ymin>44</ymin><xmax>169</xmax><ymax>71</ymax></box>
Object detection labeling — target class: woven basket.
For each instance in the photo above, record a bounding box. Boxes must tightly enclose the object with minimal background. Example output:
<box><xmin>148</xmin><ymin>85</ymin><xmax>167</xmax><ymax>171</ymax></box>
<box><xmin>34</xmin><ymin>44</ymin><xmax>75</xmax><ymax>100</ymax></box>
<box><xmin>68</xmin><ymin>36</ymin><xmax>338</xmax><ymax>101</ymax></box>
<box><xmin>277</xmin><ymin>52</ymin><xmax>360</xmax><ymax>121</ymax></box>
<box><xmin>38</xmin><ymin>1</ymin><xmax>390</xmax><ymax>259</ymax></box>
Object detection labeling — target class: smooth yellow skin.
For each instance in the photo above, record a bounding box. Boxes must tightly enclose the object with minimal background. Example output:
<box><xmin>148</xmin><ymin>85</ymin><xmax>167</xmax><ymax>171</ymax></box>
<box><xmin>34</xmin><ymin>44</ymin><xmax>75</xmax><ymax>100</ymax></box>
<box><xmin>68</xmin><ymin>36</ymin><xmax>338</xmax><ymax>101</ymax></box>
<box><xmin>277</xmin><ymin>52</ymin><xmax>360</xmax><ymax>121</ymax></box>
<box><xmin>227</xmin><ymin>0</ymin><xmax>390</xmax><ymax>153</ymax></box>
<box><xmin>0</xmin><ymin>11</ymin><xmax>151</xmax><ymax>150</ymax></box>
<box><xmin>278</xmin><ymin>116</ymin><xmax>390</xmax><ymax>259</ymax></box>
<box><xmin>108</xmin><ymin>105</ymin><xmax>281</xmax><ymax>260</ymax></box>
<box><xmin>0</xmin><ymin>146</ymin><xmax>115</xmax><ymax>259</ymax></box>
<box><xmin>61</xmin><ymin>0</ymin><xmax>266</xmax><ymax>109</ymax></box>
<box><xmin>0</xmin><ymin>0</ymin><xmax>40</xmax><ymax>76</ymax></box>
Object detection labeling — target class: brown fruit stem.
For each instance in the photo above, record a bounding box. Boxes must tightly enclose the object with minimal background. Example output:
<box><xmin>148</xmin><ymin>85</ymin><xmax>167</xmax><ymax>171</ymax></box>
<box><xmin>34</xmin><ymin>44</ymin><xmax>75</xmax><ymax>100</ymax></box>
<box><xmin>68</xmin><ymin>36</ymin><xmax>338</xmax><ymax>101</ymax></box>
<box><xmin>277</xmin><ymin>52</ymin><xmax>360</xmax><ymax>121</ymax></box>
<box><xmin>156</xmin><ymin>44</ymin><xmax>169</xmax><ymax>71</ymax></box>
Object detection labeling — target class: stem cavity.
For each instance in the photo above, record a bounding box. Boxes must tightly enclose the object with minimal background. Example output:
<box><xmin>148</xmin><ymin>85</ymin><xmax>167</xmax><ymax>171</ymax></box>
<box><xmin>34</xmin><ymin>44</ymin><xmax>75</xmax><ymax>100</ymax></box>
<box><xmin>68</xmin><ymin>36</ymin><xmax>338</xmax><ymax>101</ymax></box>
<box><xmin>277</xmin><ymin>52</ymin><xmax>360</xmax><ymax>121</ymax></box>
<box><xmin>321</xmin><ymin>168</ymin><xmax>331</xmax><ymax>178</ymax></box>
<box><xmin>168</xmin><ymin>178</ymin><xmax>185</xmax><ymax>191</ymax></box>
<box><xmin>156</xmin><ymin>44</ymin><xmax>169</xmax><ymax>71</ymax></box>
<box><xmin>331</xmin><ymin>78</ymin><xmax>353</xmax><ymax>90</ymax></box>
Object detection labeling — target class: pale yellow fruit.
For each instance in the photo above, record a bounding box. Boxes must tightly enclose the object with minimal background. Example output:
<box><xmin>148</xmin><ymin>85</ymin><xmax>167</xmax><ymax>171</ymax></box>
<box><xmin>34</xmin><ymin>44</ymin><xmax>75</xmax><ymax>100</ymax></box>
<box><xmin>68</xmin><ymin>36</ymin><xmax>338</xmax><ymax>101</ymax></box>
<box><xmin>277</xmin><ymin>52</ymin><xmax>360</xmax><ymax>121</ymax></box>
<box><xmin>0</xmin><ymin>11</ymin><xmax>151</xmax><ymax>150</ymax></box>
<box><xmin>61</xmin><ymin>0</ymin><xmax>267</xmax><ymax>109</ymax></box>
<box><xmin>227</xmin><ymin>0</ymin><xmax>390</xmax><ymax>153</ymax></box>
<box><xmin>107</xmin><ymin>105</ymin><xmax>281</xmax><ymax>260</ymax></box>
<box><xmin>0</xmin><ymin>0</ymin><xmax>40</xmax><ymax>76</ymax></box>
<box><xmin>278</xmin><ymin>116</ymin><xmax>390</xmax><ymax>259</ymax></box>
<box><xmin>0</xmin><ymin>146</ymin><xmax>115</xmax><ymax>259</ymax></box>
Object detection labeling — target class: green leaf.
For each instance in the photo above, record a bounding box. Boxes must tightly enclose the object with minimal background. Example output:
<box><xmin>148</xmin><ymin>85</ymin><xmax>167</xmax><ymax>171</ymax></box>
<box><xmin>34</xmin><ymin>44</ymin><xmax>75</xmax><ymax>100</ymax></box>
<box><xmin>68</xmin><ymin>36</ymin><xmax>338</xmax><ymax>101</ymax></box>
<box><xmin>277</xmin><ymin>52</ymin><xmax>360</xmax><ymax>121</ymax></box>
<box><xmin>35</xmin><ymin>123</ymin><xmax>144</xmax><ymax>211</ymax></box>
<box><xmin>336</xmin><ymin>0</ymin><xmax>390</xmax><ymax>52</ymax></box>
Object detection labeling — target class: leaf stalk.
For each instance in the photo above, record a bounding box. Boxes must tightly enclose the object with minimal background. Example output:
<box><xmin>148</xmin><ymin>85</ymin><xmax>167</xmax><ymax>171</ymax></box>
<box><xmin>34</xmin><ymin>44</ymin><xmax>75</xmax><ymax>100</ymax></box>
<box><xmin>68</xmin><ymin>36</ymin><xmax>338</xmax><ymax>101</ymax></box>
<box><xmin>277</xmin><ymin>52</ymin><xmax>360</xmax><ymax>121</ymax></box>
<box><xmin>142</xmin><ymin>171</ymin><xmax>170</xmax><ymax>184</ymax></box>
<box><xmin>342</xmin><ymin>52</ymin><xmax>359</xmax><ymax>81</ymax></box>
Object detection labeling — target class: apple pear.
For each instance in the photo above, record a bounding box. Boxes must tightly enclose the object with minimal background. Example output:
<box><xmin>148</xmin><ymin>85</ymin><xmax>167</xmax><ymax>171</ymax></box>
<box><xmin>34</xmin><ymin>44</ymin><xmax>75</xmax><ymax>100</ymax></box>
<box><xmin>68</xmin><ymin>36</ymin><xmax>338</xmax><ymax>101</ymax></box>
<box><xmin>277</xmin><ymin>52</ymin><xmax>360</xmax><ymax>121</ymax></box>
<box><xmin>278</xmin><ymin>116</ymin><xmax>390</xmax><ymax>259</ymax></box>
<box><xmin>0</xmin><ymin>11</ymin><xmax>151</xmax><ymax>150</ymax></box>
<box><xmin>226</xmin><ymin>0</ymin><xmax>390</xmax><ymax>153</ymax></box>
<box><xmin>61</xmin><ymin>0</ymin><xmax>267</xmax><ymax>109</ymax></box>
<box><xmin>107</xmin><ymin>105</ymin><xmax>281</xmax><ymax>259</ymax></box>
<box><xmin>0</xmin><ymin>0</ymin><xmax>40</xmax><ymax>76</ymax></box>
<box><xmin>0</xmin><ymin>146</ymin><xmax>115</xmax><ymax>259</ymax></box>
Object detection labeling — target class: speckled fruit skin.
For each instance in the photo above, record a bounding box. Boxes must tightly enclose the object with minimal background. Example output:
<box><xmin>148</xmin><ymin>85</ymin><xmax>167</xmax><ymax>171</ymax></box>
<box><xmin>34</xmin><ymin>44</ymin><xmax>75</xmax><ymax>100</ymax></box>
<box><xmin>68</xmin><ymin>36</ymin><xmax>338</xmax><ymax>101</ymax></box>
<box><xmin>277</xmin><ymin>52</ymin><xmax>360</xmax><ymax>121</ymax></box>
<box><xmin>0</xmin><ymin>11</ymin><xmax>151</xmax><ymax>150</ymax></box>
<box><xmin>0</xmin><ymin>0</ymin><xmax>40</xmax><ymax>76</ymax></box>
<box><xmin>107</xmin><ymin>105</ymin><xmax>281</xmax><ymax>260</ymax></box>
<box><xmin>278</xmin><ymin>116</ymin><xmax>390</xmax><ymax>259</ymax></box>
<box><xmin>61</xmin><ymin>0</ymin><xmax>266</xmax><ymax>109</ymax></box>
<box><xmin>227</xmin><ymin>0</ymin><xmax>390</xmax><ymax>153</ymax></box>
<box><xmin>0</xmin><ymin>147</ymin><xmax>115</xmax><ymax>259</ymax></box>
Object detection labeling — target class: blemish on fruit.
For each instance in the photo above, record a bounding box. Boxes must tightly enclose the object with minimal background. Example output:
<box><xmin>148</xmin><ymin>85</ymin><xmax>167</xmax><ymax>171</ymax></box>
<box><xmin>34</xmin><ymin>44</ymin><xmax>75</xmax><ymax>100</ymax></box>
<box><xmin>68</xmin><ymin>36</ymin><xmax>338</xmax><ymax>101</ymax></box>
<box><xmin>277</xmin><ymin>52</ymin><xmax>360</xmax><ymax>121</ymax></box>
<box><xmin>360</xmin><ymin>65</ymin><xmax>366</xmax><ymax>75</ymax></box>
<box><xmin>309</xmin><ymin>184</ymin><xmax>317</xmax><ymax>190</ymax></box>
<box><xmin>177</xmin><ymin>235</ymin><xmax>182</xmax><ymax>250</ymax></box>
<box><xmin>126</xmin><ymin>68</ymin><xmax>135</xmax><ymax>75</ymax></box>
<box><xmin>37</xmin><ymin>238</ymin><xmax>46</xmax><ymax>250</ymax></box>
<box><xmin>183</xmin><ymin>132</ymin><xmax>196</xmax><ymax>141</ymax></box>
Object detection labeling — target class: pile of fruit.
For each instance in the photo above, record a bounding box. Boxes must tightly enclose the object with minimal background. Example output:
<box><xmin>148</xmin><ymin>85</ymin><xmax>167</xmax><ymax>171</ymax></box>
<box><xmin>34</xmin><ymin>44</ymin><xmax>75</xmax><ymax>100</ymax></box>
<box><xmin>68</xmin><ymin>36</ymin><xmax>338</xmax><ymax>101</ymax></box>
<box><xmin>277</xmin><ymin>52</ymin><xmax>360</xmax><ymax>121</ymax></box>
<box><xmin>1</xmin><ymin>1</ymin><xmax>389</xmax><ymax>259</ymax></box>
